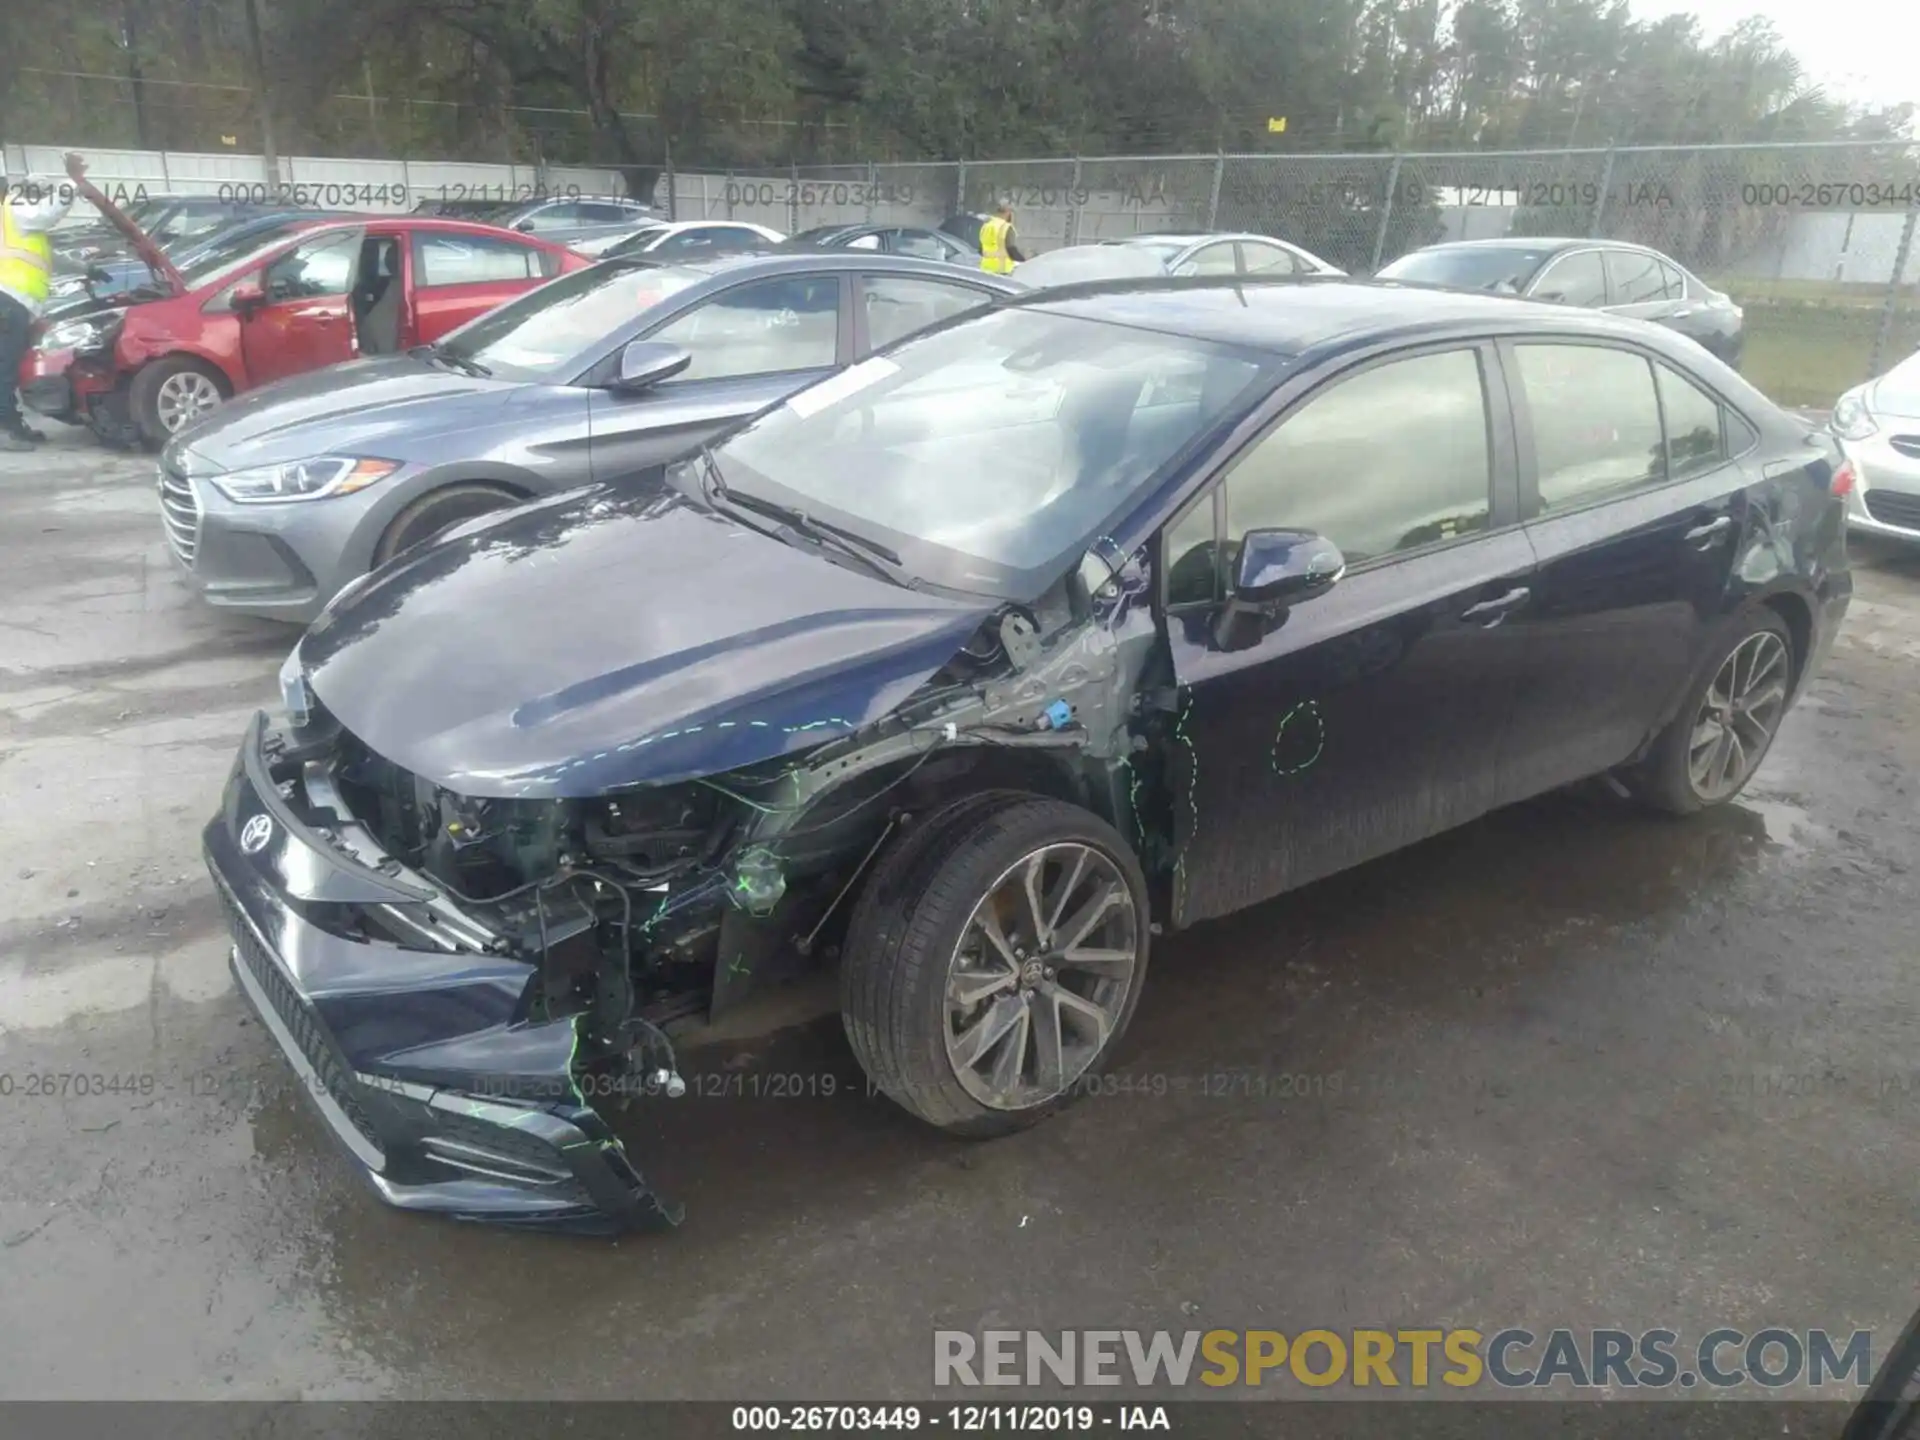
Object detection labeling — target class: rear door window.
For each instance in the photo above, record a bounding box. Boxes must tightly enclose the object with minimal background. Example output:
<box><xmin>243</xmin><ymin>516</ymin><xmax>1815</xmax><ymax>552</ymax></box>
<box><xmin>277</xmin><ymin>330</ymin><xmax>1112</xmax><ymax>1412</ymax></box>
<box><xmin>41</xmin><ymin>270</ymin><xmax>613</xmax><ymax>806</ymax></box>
<box><xmin>412</xmin><ymin>232</ymin><xmax>548</xmax><ymax>286</ymax></box>
<box><xmin>1655</xmin><ymin>363</ymin><xmax>1730</xmax><ymax>478</ymax></box>
<box><xmin>1530</xmin><ymin>251</ymin><xmax>1608</xmax><ymax>307</ymax></box>
<box><xmin>1515</xmin><ymin>344</ymin><xmax>1664</xmax><ymax>511</ymax></box>
<box><xmin>1239</xmin><ymin>241</ymin><xmax>1304</xmax><ymax>275</ymax></box>
<box><xmin>1604</xmin><ymin>249</ymin><xmax>1673</xmax><ymax>305</ymax></box>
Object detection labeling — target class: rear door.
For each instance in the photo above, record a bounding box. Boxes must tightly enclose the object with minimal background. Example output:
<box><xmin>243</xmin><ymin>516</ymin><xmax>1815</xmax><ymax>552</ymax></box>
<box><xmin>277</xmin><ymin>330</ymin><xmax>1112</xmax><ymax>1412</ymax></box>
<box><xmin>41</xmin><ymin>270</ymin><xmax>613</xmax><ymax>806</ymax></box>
<box><xmin>241</xmin><ymin>227</ymin><xmax>363</xmax><ymax>387</ymax></box>
<box><xmin>1165</xmin><ymin>342</ymin><xmax>1537</xmax><ymax>926</ymax></box>
<box><xmin>584</xmin><ymin>272</ymin><xmax>849</xmax><ymax>481</ymax></box>
<box><xmin>1498</xmin><ymin>339</ymin><xmax>1754</xmax><ymax>796</ymax></box>
<box><xmin>407</xmin><ymin>229</ymin><xmax>557</xmax><ymax>340</ymax></box>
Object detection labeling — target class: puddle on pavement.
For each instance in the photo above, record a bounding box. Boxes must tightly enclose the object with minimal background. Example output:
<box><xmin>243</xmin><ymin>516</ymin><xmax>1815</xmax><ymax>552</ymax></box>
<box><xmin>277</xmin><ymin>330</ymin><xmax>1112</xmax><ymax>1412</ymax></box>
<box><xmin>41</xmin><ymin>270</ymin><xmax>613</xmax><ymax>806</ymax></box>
<box><xmin>1734</xmin><ymin>794</ymin><xmax>1823</xmax><ymax>854</ymax></box>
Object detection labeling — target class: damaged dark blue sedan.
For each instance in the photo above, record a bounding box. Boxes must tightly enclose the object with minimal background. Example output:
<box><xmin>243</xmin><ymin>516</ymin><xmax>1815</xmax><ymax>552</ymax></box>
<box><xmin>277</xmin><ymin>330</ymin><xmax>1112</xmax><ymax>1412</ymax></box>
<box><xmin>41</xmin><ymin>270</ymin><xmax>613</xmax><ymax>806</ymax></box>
<box><xmin>204</xmin><ymin>277</ymin><xmax>1852</xmax><ymax>1232</ymax></box>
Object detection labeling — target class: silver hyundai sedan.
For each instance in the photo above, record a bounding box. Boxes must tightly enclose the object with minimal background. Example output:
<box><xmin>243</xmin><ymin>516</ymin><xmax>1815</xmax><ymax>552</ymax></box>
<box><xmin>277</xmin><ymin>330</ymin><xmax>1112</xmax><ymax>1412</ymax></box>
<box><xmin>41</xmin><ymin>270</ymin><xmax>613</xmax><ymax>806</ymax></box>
<box><xmin>158</xmin><ymin>252</ymin><xmax>1020</xmax><ymax>622</ymax></box>
<box><xmin>1832</xmin><ymin>349</ymin><xmax>1920</xmax><ymax>544</ymax></box>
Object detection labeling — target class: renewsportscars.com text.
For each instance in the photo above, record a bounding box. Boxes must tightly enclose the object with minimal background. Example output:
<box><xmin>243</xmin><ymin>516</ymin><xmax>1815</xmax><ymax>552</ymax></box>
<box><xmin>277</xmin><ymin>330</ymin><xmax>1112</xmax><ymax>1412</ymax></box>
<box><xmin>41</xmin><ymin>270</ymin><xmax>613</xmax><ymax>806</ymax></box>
<box><xmin>934</xmin><ymin>1327</ymin><xmax>1873</xmax><ymax>1391</ymax></box>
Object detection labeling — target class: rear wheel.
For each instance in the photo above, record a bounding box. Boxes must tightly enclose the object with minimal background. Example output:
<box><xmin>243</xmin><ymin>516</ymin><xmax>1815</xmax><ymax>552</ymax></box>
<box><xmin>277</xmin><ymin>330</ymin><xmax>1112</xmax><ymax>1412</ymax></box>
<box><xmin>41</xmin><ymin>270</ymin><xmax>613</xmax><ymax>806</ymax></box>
<box><xmin>371</xmin><ymin>483</ymin><xmax>523</xmax><ymax>567</ymax></box>
<box><xmin>840</xmin><ymin>796</ymin><xmax>1150</xmax><ymax>1137</ymax></box>
<box><xmin>1631</xmin><ymin>611</ymin><xmax>1794</xmax><ymax>815</ymax></box>
<box><xmin>131</xmin><ymin>356</ymin><xmax>229</xmax><ymax>448</ymax></box>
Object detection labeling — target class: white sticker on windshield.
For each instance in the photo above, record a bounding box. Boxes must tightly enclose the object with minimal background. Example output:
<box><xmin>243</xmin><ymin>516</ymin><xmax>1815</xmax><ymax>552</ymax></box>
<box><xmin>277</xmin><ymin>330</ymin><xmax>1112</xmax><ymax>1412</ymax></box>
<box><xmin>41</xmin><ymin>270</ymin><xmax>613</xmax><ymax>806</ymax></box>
<box><xmin>784</xmin><ymin>356</ymin><xmax>900</xmax><ymax>419</ymax></box>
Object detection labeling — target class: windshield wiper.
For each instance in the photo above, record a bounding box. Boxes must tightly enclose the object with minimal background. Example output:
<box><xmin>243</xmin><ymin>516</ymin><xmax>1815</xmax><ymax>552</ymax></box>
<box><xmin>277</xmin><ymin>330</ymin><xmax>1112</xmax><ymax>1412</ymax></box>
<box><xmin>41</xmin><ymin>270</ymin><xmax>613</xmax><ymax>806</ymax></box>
<box><xmin>414</xmin><ymin>343</ymin><xmax>492</xmax><ymax>377</ymax></box>
<box><xmin>698</xmin><ymin>449</ymin><xmax>909</xmax><ymax>584</ymax></box>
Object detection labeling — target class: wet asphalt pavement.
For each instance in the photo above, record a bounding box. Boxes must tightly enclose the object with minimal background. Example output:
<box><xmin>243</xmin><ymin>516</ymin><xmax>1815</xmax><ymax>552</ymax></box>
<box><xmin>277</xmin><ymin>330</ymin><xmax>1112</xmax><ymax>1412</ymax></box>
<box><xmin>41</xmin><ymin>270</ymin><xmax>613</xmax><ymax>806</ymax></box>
<box><xmin>1</xmin><ymin>427</ymin><xmax>1918</xmax><ymax>1403</ymax></box>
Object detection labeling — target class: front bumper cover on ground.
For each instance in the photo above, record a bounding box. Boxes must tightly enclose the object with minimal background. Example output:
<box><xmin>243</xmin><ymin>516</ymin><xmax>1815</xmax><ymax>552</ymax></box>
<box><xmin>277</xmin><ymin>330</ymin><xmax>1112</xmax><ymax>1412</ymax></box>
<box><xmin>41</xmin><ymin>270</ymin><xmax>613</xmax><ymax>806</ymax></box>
<box><xmin>204</xmin><ymin>712</ymin><xmax>683</xmax><ymax>1234</ymax></box>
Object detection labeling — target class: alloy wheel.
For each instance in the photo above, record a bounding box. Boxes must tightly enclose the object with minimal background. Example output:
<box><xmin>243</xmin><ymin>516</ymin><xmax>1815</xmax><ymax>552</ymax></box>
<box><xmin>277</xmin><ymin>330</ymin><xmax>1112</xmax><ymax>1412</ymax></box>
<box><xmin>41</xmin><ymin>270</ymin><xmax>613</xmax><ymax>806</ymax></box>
<box><xmin>942</xmin><ymin>842</ymin><xmax>1140</xmax><ymax>1111</ymax></box>
<box><xmin>1687</xmin><ymin>630</ymin><xmax>1789</xmax><ymax>802</ymax></box>
<box><xmin>156</xmin><ymin>372</ymin><xmax>222</xmax><ymax>432</ymax></box>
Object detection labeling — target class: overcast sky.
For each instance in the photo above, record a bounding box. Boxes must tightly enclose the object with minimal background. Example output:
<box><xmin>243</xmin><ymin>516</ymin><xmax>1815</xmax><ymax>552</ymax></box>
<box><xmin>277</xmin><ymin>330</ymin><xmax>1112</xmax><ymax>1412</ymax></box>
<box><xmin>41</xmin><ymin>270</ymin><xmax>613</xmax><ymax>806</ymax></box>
<box><xmin>1629</xmin><ymin>0</ymin><xmax>1919</xmax><ymax>113</ymax></box>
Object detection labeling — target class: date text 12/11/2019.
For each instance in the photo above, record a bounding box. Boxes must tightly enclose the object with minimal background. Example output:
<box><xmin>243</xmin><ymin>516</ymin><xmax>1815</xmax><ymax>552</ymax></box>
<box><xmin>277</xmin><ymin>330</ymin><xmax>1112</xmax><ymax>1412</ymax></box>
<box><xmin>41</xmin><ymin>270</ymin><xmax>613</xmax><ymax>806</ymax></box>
<box><xmin>1375</xmin><ymin>178</ymin><xmax>1920</xmax><ymax>210</ymax></box>
<box><xmin>730</xmin><ymin>1405</ymin><xmax>1171</xmax><ymax>1431</ymax></box>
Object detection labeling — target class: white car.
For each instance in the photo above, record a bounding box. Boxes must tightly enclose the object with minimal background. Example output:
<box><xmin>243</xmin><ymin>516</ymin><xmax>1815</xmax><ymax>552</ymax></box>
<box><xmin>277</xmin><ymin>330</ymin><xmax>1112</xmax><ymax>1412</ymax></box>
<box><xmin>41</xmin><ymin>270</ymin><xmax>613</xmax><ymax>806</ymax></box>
<box><xmin>1832</xmin><ymin>351</ymin><xmax>1920</xmax><ymax>543</ymax></box>
<box><xmin>1106</xmin><ymin>231</ymin><xmax>1345</xmax><ymax>278</ymax></box>
<box><xmin>1011</xmin><ymin>231</ymin><xmax>1345</xmax><ymax>289</ymax></box>
<box><xmin>581</xmin><ymin>220</ymin><xmax>787</xmax><ymax>261</ymax></box>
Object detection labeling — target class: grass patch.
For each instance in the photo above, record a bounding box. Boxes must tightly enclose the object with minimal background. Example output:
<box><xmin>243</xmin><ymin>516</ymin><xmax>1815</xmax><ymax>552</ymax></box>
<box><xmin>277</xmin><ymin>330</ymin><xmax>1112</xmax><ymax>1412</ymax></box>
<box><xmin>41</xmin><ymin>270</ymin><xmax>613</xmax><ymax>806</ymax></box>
<box><xmin>1737</xmin><ymin>298</ymin><xmax>1920</xmax><ymax>408</ymax></box>
<box><xmin>1714</xmin><ymin>276</ymin><xmax>1895</xmax><ymax>309</ymax></box>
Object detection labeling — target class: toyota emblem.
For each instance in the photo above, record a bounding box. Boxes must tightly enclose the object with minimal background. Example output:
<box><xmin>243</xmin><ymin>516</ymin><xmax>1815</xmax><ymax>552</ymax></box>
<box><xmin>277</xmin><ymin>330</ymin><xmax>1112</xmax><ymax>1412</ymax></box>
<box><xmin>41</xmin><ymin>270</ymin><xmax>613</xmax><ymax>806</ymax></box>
<box><xmin>239</xmin><ymin>814</ymin><xmax>275</xmax><ymax>855</ymax></box>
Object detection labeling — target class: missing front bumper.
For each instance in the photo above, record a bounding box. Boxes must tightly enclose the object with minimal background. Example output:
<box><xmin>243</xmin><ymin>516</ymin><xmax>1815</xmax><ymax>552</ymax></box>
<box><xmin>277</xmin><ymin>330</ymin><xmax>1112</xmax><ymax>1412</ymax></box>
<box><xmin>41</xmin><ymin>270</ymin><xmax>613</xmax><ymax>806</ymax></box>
<box><xmin>205</xmin><ymin>716</ymin><xmax>683</xmax><ymax>1235</ymax></box>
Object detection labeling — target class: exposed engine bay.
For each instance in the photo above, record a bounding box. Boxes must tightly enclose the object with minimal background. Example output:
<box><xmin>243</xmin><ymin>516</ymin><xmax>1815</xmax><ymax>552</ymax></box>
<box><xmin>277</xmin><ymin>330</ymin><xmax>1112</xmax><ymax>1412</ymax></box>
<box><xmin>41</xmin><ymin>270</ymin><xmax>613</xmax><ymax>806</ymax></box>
<box><xmin>266</xmin><ymin>536</ymin><xmax>1172</xmax><ymax>1116</ymax></box>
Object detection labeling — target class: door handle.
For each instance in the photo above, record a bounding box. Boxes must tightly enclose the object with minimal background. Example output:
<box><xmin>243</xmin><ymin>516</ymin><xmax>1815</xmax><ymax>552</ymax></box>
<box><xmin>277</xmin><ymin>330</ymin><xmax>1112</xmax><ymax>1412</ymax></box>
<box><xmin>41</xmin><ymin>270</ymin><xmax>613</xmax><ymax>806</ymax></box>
<box><xmin>1461</xmin><ymin>586</ymin><xmax>1531</xmax><ymax>625</ymax></box>
<box><xmin>1685</xmin><ymin>515</ymin><xmax>1733</xmax><ymax>546</ymax></box>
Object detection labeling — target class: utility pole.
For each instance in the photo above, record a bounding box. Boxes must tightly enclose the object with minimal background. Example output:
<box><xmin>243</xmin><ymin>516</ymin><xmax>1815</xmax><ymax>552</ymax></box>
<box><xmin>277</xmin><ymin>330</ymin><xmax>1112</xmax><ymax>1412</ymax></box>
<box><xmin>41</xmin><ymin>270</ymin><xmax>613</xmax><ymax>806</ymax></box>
<box><xmin>244</xmin><ymin>0</ymin><xmax>278</xmax><ymax>183</ymax></box>
<box><xmin>118</xmin><ymin>1</ymin><xmax>151</xmax><ymax>149</ymax></box>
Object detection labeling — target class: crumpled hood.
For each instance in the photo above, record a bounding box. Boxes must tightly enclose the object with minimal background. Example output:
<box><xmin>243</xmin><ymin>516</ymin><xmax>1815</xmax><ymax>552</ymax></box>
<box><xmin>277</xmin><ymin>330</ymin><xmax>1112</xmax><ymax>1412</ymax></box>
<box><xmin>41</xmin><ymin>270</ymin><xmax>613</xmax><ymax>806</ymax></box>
<box><xmin>1868</xmin><ymin>352</ymin><xmax>1920</xmax><ymax>421</ymax></box>
<box><xmin>173</xmin><ymin>355</ymin><xmax>546</xmax><ymax>470</ymax></box>
<box><xmin>299</xmin><ymin>483</ymin><xmax>992</xmax><ymax>798</ymax></box>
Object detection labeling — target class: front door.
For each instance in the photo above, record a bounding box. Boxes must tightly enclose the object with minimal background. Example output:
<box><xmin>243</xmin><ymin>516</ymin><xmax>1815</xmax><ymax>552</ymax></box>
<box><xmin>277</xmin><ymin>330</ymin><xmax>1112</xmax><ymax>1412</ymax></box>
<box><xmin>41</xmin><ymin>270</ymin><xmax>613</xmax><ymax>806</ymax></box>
<box><xmin>1497</xmin><ymin>339</ymin><xmax>1751</xmax><ymax>796</ymax></box>
<box><xmin>585</xmin><ymin>273</ymin><xmax>848</xmax><ymax>482</ymax></box>
<box><xmin>1165</xmin><ymin>343</ymin><xmax>1536</xmax><ymax>927</ymax></box>
<box><xmin>241</xmin><ymin>228</ymin><xmax>363</xmax><ymax>388</ymax></box>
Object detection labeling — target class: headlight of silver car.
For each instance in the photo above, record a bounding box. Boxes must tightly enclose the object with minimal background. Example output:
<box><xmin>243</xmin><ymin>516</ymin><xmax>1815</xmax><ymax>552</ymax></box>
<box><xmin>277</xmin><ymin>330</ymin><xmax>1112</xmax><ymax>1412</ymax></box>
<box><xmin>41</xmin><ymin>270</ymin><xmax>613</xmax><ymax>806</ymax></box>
<box><xmin>1830</xmin><ymin>387</ymin><xmax>1877</xmax><ymax>443</ymax></box>
<box><xmin>210</xmin><ymin>456</ymin><xmax>403</xmax><ymax>505</ymax></box>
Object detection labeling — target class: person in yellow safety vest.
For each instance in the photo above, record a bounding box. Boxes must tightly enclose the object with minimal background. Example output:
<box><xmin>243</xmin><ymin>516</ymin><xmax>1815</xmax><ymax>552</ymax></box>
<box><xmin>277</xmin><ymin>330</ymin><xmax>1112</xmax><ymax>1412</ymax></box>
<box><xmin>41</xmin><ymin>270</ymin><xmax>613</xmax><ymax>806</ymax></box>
<box><xmin>0</xmin><ymin>162</ymin><xmax>77</xmax><ymax>451</ymax></box>
<box><xmin>979</xmin><ymin>201</ymin><xmax>1026</xmax><ymax>274</ymax></box>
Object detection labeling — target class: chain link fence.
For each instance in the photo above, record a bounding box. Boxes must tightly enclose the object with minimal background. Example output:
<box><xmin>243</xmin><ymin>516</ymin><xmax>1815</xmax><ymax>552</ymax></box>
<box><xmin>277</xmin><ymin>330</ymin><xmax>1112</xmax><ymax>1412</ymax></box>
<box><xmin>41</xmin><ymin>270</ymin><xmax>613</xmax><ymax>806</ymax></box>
<box><xmin>662</xmin><ymin>141</ymin><xmax>1920</xmax><ymax>405</ymax></box>
<box><xmin>11</xmin><ymin>99</ymin><xmax>1919</xmax><ymax>404</ymax></box>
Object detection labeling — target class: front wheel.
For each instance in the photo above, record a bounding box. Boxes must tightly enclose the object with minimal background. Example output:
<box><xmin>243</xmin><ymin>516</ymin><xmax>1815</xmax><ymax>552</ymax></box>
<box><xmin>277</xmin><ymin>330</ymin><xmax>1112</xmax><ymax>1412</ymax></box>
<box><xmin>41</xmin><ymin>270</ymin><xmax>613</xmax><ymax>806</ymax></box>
<box><xmin>130</xmin><ymin>356</ymin><xmax>230</xmax><ymax>449</ymax></box>
<box><xmin>1631</xmin><ymin>611</ymin><xmax>1794</xmax><ymax>815</ymax></box>
<box><xmin>840</xmin><ymin>796</ymin><xmax>1151</xmax><ymax>1137</ymax></box>
<box><xmin>371</xmin><ymin>482</ymin><xmax>523</xmax><ymax>567</ymax></box>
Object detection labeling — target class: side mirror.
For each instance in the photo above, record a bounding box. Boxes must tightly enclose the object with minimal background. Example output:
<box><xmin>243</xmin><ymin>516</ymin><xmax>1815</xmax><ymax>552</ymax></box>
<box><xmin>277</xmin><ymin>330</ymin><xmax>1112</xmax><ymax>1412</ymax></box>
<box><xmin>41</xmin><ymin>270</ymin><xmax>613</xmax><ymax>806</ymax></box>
<box><xmin>230</xmin><ymin>283</ymin><xmax>265</xmax><ymax>316</ymax></box>
<box><xmin>1210</xmin><ymin>528</ymin><xmax>1344</xmax><ymax>653</ymax></box>
<box><xmin>609</xmin><ymin>340</ymin><xmax>693</xmax><ymax>393</ymax></box>
<box><xmin>1234</xmin><ymin>528</ymin><xmax>1346</xmax><ymax>605</ymax></box>
<box><xmin>514</xmin><ymin>219</ymin><xmax>536</xmax><ymax>233</ymax></box>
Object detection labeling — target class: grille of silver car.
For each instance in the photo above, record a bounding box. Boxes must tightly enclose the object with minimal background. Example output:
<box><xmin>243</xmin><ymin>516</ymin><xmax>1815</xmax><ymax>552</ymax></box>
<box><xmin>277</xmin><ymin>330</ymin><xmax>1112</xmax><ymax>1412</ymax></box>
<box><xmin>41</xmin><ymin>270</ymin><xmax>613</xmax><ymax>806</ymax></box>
<box><xmin>1864</xmin><ymin>488</ymin><xmax>1920</xmax><ymax>532</ymax></box>
<box><xmin>158</xmin><ymin>462</ymin><xmax>201</xmax><ymax>567</ymax></box>
<box><xmin>1888</xmin><ymin>435</ymin><xmax>1920</xmax><ymax>460</ymax></box>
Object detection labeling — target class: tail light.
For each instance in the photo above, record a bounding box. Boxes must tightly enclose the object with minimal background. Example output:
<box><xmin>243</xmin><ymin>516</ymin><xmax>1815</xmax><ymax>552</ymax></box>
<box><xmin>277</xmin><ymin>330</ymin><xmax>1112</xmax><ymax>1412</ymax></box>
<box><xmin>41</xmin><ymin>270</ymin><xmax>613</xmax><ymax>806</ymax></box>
<box><xmin>1831</xmin><ymin>460</ymin><xmax>1856</xmax><ymax>498</ymax></box>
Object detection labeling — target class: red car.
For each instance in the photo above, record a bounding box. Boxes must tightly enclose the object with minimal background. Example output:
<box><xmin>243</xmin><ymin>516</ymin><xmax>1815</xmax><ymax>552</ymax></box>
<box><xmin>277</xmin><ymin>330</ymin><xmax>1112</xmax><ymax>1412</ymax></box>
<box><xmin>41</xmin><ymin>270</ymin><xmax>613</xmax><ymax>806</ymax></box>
<box><xmin>21</xmin><ymin>217</ymin><xmax>590</xmax><ymax>447</ymax></box>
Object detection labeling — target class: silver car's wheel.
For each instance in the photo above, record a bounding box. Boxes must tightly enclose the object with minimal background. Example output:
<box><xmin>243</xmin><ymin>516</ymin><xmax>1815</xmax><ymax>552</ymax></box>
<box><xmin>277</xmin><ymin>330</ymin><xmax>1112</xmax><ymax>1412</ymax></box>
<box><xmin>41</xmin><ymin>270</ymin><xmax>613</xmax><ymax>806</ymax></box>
<box><xmin>155</xmin><ymin>370</ymin><xmax>223</xmax><ymax>432</ymax></box>
<box><xmin>943</xmin><ymin>842</ymin><xmax>1140</xmax><ymax>1112</ymax></box>
<box><xmin>1686</xmin><ymin>629</ymin><xmax>1789</xmax><ymax>803</ymax></box>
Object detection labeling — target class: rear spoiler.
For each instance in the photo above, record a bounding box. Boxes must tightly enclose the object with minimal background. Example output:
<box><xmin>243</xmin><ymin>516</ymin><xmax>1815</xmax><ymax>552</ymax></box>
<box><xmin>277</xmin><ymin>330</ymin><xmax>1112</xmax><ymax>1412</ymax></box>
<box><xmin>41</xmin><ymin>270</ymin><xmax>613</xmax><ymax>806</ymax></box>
<box><xmin>59</xmin><ymin>153</ymin><xmax>184</xmax><ymax>295</ymax></box>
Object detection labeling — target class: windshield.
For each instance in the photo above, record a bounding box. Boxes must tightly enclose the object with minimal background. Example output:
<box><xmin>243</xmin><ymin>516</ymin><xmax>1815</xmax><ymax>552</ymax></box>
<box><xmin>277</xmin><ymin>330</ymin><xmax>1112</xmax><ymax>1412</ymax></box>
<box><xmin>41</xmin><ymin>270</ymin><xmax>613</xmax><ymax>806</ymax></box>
<box><xmin>436</xmin><ymin>259</ymin><xmax>704</xmax><ymax>376</ymax></box>
<box><xmin>1377</xmin><ymin>247</ymin><xmax>1547</xmax><ymax>293</ymax></box>
<box><xmin>710</xmin><ymin>307</ymin><xmax>1273</xmax><ymax>596</ymax></box>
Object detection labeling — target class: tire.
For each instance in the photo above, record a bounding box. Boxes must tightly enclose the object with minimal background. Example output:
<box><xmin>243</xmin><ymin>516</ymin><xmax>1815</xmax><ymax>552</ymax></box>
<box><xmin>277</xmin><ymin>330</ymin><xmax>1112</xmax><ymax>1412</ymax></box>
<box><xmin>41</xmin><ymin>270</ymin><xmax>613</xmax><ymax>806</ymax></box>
<box><xmin>1630</xmin><ymin>610</ymin><xmax>1794</xmax><ymax>816</ymax></box>
<box><xmin>130</xmin><ymin>356</ymin><xmax>230</xmax><ymax>449</ymax></box>
<box><xmin>840</xmin><ymin>795</ymin><xmax>1151</xmax><ymax>1138</ymax></box>
<box><xmin>371</xmin><ymin>483</ymin><xmax>523</xmax><ymax>567</ymax></box>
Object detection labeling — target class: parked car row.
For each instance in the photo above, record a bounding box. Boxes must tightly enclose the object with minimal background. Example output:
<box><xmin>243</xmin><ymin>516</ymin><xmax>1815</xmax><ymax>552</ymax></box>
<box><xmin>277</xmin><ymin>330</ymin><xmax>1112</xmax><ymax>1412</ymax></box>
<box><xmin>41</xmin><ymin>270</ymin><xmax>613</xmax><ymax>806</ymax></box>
<box><xmin>23</xmin><ymin>213</ymin><xmax>588</xmax><ymax>446</ymax></box>
<box><xmin>191</xmin><ymin>267</ymin><xmax>1852</xmax><ymax>1234</ymax></box>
